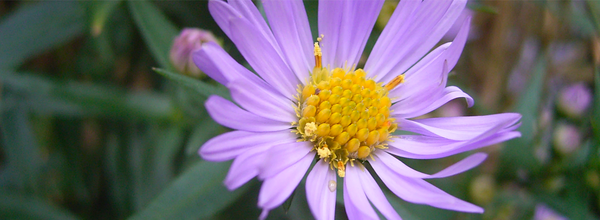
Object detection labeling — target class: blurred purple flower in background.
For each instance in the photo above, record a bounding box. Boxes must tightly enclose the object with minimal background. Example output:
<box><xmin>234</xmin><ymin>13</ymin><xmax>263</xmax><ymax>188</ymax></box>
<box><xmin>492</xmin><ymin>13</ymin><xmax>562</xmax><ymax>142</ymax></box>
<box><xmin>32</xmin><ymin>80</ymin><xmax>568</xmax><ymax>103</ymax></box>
<box><xmin>557</xmin><ymin>82</ymin><xmax>592</xmax><ymax>118</ymax></box>
<box><xmin>192</xmin><ymin>0</ymin><xmax>521</xmax><ymax>219</ymax></box>
<box><xmin>534</xmin><ymin>204</ymin><xmax>568</xmax><ymax>220</ymax></box>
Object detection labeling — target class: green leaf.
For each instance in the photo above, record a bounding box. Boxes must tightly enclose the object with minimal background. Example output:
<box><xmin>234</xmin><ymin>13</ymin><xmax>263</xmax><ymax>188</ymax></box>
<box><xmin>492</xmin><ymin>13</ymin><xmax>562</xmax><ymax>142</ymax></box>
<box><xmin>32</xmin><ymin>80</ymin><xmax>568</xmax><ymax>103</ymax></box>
<box><xmin>136</xmin><ymin>125</ymin><xmax>187</xmax><ymax>208</ymax></box>
<box><xmin>0</xmin><ymin>71</ymin><xmax>177</xmax><ymax>121</ymax></box>
<box><xmin>90</xmin><ymin>1</ymin><xmax>123</xmax><ymax>36</ymax></box>
<box><xmin>0</xmin><ymin>104</ymin><xmax>44</xmax><ymax>192</ymax></box>
<box><xmin>128</xmin><ymin>1</ymin><xmax>178</xmax><ymax>69</ymax></box>
<box><xmin>128</xmin><ymin>161</ymin><xmax>248</xmax><ymax>220</ymax></box>
<box><xmin>153</xmin><ymin>68</ymin><xmax>231</xmax><ymax>100</ymax></box>
<box><xmin>499</xmin><ymin>57</ymin><xmax>546</xmax><ymax>179</ymax></box>
<box><xmin>586</xmin><ymin>0</ymin><xmax>600</xmax><ymax>34</ymax></box>
<box><xmin>282</xmin><ymin>187</ymin><xmax>297</xmax><ymax>213</ymax></box>
<box><xmin>0</xmin><ymin>190</ymin><xmax>79</xmax><ymax>220</ymax></box>
<box><xmin>185</xmin><ymin>119</ymin><xmax>223</xmax><ymax>155</ymax></box>
<box><xmin>0</xmin><ymin>1</ymin><xmax>85</xmax><ymax>69</ymax></box>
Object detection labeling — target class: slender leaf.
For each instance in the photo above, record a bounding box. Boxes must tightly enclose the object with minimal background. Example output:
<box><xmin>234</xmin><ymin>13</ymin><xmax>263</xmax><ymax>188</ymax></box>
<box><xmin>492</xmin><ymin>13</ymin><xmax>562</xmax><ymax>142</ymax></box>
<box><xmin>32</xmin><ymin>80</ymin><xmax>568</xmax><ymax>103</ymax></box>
<box><xmin>185</xmin><ymin>117</ymin><xmax>223</xmax><ymax>155</ymax></box>
<box><xmin>128</xmin><ymin>1</ymin><xmax>178</xmax><ymax>69</ymax></box>
<box><xmin>0</xmin><ymin>103</ymin><xmax>43</xmax><ymax>191</ymax></box>
<box><xmin>499</xmin><ymin>57</ymin><xmax>546</xmax><ymax>179</ymax></box>
<box><xmin>154</xmin><ymin>68</ymin><xmax>230</xmax><ymax>99</ymax></box>
<box><xmin>0</xmin><ymin>190</ymin><xmax>79</xmax><ymax>220</ymax></box>
<box><xmin>105</xmin><ymin>132</ymin><xmax>132</xmax><ymax>218</ymax></box>
<box><xmin>0</xmin><ymin>1</ymin><xmax>85</xmax><ymax>69</ymax></box>
<box><xmin>138</xmin><ymin>125</ymin><xmax>187</xmax><ymax>208</ymax></box>
<box><xmin>128</xmin><ymin>161</ymin><xmax>248</xmax><ymax>220</ymax></box>
<box><xmin>90</xmin><ymin>1</ymin><xmax>123</xmax><ymax>36</ymax></box>
<box><xmin>0</xmin><ymin>71</ymin><xmax>176</xmax><ymax>121</ymax></box>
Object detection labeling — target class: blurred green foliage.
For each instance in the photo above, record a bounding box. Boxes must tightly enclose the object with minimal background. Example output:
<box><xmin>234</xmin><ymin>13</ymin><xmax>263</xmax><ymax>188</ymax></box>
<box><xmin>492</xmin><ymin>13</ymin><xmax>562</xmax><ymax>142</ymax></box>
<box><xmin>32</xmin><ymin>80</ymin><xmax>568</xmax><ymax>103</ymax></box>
<box><xmin>0</xmin><ymin>0</ymin><xmax>598</xmax><ymax>220</ymax></box>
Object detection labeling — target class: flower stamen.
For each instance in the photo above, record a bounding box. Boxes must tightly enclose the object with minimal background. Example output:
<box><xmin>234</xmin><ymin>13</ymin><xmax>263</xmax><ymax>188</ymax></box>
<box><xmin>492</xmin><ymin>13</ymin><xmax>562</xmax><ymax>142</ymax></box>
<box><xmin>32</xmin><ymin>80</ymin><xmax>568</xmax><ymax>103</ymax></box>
<box><xmin>294</xmin><ymin>48</ymin><xmax>398</xmax><ymax>177</ymax></box>
<box><xmin>314</xmin><ymin>43</ymin><xmax>322</xmax><ymax>69</ymax></box>
<box><xmin>384</xmin><ymin>74</ymin><xmax>405</xmax><ymax>91</ymax></box>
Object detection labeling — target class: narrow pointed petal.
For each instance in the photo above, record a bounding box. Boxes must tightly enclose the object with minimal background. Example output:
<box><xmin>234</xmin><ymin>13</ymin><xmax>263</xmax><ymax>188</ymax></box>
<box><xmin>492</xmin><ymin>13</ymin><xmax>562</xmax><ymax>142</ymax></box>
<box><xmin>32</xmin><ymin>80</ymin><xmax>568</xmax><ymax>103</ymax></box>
<box><xmin>389</xmin><ymin>18</ymin><xmax>472</xmax><ymax>117</ymax></box>
<box><xmin>229</xmin><ymin>18</ymin><xmax>299</xmax><ymax>98</ymax></box>
<box><xmin>205</xmin><ymin>96</ymin><xmax>291</xmax><ymax>132</ymax></box>
<box><xmin>193</xmin><ymin>42</ymin><xmax>269</xmax><ymax>88</ymax></box>
<box><xmin>259</xmin><ymin>141</ymin><xmax>312</xmax><ymax>179</ymax></box>
<box><xmin>224</xmin><ymin>144</ymin><xmax>272</xmax><ymax>190</ymax></box>
<box><xmin>370</xmin><ymin>160</ymin><xmax>484</xmax><ymax>213</ymax></box>
<box><xmin>355</xmin><ymin>167</ymin><xmax>402</xmax><ymax>220</ymax></box>
<box><xmin>258</xmin><ymin>152</ymin><xmax>314</xmax><ymax>210</ymax></box>
<box><xmin>263</xmin><ymin>0</ymin><xmax>314</xmax><ymax>82</ymax></box>
<box><xmin>389</xmin><ymin>131</ymin><xmax>521</xmax><ymax>160</ymax></box>
<box><xmin>367</xmin><ymin>0</ymin><xmax>467</xmax><ymax>82</ymax></box>
<box><xmin>306</xmin><ymin>161</ymin><xmax>337</xmax><ymax>220</ymax></box>
<box><xmin>228</xmin><ymin>79</ymin><xmax>296</xmax><ymax>122</ymax></box>
<box><xmin>391</xmin><ymin>86</ymin><xmax>473</xmax><ymax>119</ymax></box>
<box><xmin>228</xmin><ymin>0</ymin><xmax>280</xmax><ymax>51</ymax></box>
<box><xmin>208</xmin><ymin>0</ymin><xmax>241</xmax><ymax>38</ymax></box>
<box><xmin>200</xmin><ymin>130</ymin><xmax>296</xmax><ymax>161</ymax></box>
<box><xmin>398</xmin><ymin>113</ymin><xmax>521</xmax><ymax>141</ymax></box>
<box><xmin>387</xmin><ymin>123</ymin><xmax>521</xmax><ymax>160</ymax></box>
<box><xmin>319</xmin><ymin>0</ymin><xmax>384</xmax><ymax>68</ymax></box>
<box><xmin>344</xmin><ymin>165</ymin><xmax>379</xmax><ymax>220</ymax></box>
<box><xmin>374</xmin><ymin>151</ymin><xmax>487</xmax><ymax>179</ymax></box>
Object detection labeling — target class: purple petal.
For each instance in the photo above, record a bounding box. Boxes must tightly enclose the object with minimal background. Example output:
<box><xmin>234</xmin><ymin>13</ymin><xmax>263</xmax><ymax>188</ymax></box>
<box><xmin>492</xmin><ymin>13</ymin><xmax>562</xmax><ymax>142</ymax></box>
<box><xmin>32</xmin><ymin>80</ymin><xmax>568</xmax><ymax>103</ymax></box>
<box><xmin>364</xmin><ymin>0</ymin><xmax>420</xmax><ymax>78</ymax></box>
<box><xmin>228</xmin><ymin>0</ymin><xmax>280</xmax><ymax>50</ymax></box>
<box><xmin>208</xmin><ymin>0</ymin><xmax>241</xmax><ymax>38</ymax></box>
<box><xmin>319</xmin><ymin>0</ymin><xmax>384</xmax><ymax>68</ymax></box>
<box><xmin>374</xmin><ymin>151</ymin><xmax>487</xmax><ymax>179</ymax></box>
<box><xmin>259</xmin><ymin>141</ymin><xmax>312</xmax><ymax>179</ymax></box>
<box><xmin>391</xmin><ymin>86</ymin><xmax>473</xmax><ymax>119</ymax></box>
<box><xmin>228</xmin><ymin>79</ymin><xmax>296</xmax><ymax>122</ymax></box>
<box><xmin>263</xmin><ymin>0</ymin><xmax>313</xmax><ymax>82</ymax></box>
<box><xmin>224</xmin><ymin>144</ymin><xmax>272</xmax><ymax>190</ymax></box>
<box><xmin>200</xmin><ymin>130</ymin><xmax>296</xmax><ymax>161</ymax></box>
<box><xmin>386</xmin><ymin>122</ymin><xmax>521</xmax><ymax>159</ymax></box>
<box><xmin>192</xmin><ymin>42</ymin><xmax>269</xmax><ymax>88</ymax></box>
<box><xmin>355</xmin><ymin>166</ymin><xmax>402</xmax><ymax>220</ymax></box>
<box><xmin>229</xmin><ymin>17</ymin><xmax>299</xmax><ymax>98</ymax></box>
<box><xmin>258</xmin><ymin>152</ymin><xmax>314</xmax><ymax>210</ymax></box>
<box><xmin>370</xmin><ymin>159</ymin><xmax>484</xmax><ymax>213</ymax></box>
<box><xmin>389</xmin><ymin>18</ymin><xmax>473</xmax><ymax>118</ymax></box>
<box><xmin>306</xmin><ymin>161</ymin><xmax>336</xmax><ymax>220</ymax></box>
<box><xmin>205</xmin><ymin>96</ymin><xmax>291</xmax><ymax>132</ymax></box>
<box><xmin>367</xmin><ymin>0</ymin><xmax>467</xmax><ymax>82</ymax></box>
<box><xmin>344</xmin><ymin>165</ymin><xmax>379</xmax><ymax>220</ymax></box>
<box><xmin>399</xmin><ymin>113</ymin><xmax>522</xmax><ymax>141</ymax></box>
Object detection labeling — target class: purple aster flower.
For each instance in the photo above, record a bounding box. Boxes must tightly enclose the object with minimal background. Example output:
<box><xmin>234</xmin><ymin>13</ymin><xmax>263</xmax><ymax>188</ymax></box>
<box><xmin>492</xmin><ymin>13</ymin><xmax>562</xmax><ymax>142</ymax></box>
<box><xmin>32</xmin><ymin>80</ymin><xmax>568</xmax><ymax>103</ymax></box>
<box><xmin>192</xmin><ymin>0</ymin><xmax>522</xmax><ymax>219</ymax></box>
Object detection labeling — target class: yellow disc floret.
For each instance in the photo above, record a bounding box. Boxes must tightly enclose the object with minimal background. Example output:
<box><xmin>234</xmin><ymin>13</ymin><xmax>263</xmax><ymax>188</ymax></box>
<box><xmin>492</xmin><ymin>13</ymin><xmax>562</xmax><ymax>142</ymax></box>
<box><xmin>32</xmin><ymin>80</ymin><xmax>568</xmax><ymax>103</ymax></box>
<box><xmin>294</xmin><ymin>43</ymin><xmax>399</xmax><ymax>177</ymax></box>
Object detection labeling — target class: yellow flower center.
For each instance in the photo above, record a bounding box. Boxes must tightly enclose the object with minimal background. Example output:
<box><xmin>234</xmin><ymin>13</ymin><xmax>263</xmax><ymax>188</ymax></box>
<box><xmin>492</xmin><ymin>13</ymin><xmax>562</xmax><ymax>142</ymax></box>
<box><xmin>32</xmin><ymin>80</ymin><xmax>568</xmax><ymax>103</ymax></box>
<box><xmin>293</xmin><ymin>42</ymin><xmax>401</xmax><ymax>177</ymax></box>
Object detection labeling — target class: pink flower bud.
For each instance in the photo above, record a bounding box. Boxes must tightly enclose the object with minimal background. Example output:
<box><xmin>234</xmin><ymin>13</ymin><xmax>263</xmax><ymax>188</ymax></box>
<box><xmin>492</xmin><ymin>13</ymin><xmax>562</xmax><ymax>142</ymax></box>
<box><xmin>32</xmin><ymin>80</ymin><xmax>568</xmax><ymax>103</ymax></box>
<box><xmin>170</xmin><ymin>28</ymin><xmax>218</xmax><ymax>77</ymax></box>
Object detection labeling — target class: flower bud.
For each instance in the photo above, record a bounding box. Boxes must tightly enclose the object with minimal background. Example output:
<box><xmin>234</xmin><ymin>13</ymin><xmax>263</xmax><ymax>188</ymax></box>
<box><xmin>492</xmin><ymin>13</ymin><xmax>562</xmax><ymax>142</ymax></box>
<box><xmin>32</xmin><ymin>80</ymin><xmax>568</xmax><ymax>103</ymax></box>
<box><xmin>552</xmin><ymin>122</ymin><xmax>581</xmax><ymax>155</ymax></box>
<box><xmin>557</xmin><ymin>83</ymin><xmax>592</xmax><ymax>118</ymax></box>
<box><xmin>170</xmin><ymin>28</ymin><xmax>218</xmax><ymax>77</ymax></box>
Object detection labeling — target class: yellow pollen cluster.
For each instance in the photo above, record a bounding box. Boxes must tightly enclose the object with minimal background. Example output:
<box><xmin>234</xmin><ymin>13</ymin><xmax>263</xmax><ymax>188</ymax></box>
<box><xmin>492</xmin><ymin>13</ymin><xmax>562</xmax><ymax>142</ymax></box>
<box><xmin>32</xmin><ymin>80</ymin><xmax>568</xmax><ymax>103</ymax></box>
<box><xmin>294</xmin><ymin>66</ymin><xmax>398</xmax><ymax>178</ymax></box>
